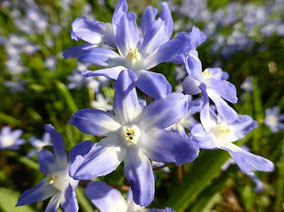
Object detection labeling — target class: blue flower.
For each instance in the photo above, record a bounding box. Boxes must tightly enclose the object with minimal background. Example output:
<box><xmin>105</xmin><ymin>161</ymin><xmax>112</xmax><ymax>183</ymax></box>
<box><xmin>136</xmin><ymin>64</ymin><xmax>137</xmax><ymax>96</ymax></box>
<box><xmin>240</xmin><ymin>76</ymin><xmax>253</xmax><ymax>93</ymax></box>
<box><xmin>69</xmin><ymin>70</ymin><xmax>199</xmax><ymax>206</ymax></box>
<box><xmin>190</xmin><ymin>108</ymin><xmax>274</xmax><ymax>177</ymax></box>
<box><xmin>264</xmin><ymin>106</ymin><xmax>284</xmax><ymax>133</ymax></box>
<box><xmin>27</xmin><ymin>132</ymin><xmax>52</xmax><ymax>157</ymax></box>
<box><xmin>85</xmin><ymin>181</ymin><xmax>174</xmax><ymax>212</ymax></box>
<box><xmin>17</xmin><ymin>125</ymin><xmax>93</xmax><ymax>212</ymax></box>
<box><xmin>0</xmin><ymin>126</ymin><xmax>25</xmax><ymax>150</ymax></box>
<box><xmin>64</xmin><ymin>0</ymin><xmax>191</xmax><ymax>99</ymax></box>
<box><xmin>182</xmin><ymin>63</ymin><xmax>238</xmax><ymax>124</ymax></box>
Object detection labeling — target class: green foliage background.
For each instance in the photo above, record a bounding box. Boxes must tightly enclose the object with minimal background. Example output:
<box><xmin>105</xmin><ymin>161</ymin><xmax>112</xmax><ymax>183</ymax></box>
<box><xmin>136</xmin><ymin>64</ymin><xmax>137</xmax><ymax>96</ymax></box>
<box><xmin>0</xmin><ymin>0</ymin><xmax>283</xmax><ymax>211</ymax></box>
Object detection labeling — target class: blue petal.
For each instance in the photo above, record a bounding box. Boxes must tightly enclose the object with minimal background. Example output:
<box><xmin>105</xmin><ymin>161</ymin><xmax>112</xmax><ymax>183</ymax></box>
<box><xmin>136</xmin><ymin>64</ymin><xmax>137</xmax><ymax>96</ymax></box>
<box><xmin>115</xmin><ymin>12</ymin><xmax>139</xmax><ymax>56</ymax></box>
<box><xmin>141</xmin><ymin>18</ymin><xmax>166</xmax><ymax>57</ymax></box>
<box><xmin>209</xmin><ymin>93</ymin><xmax>238</xmax><ymax>123</ymax></box>
<box><xmin>207</xmin><ymin>79</ymin><xmax>238</xmax><ymax>103</ymax></box>
<box><xmin>69</xmin><ymin>108</ymin><xmax>121</xmax><ymax>136</ymax></box>
<box><xmin>82</xmin><ymin>66</ymin><xmax>125</xmax><ymax>80</ymax></box>
<box><xmin>76</xmin><ymin>48</ymin><xmax>121</xmax><ymax>67</ymax></box>
<box><xmin>206</xmin><ymin>68</ymin><xmax>225</xmax><ymax>80</ymax></box>
<box><xmin>170</xmin><ymin>27</ymin><xmax>207</xmax><ymax>64</ymax></box>
<box><xmin>136</xmin><ymin>71</ymin><xmax>172</xmax><ymax>99</ymax></box>
<box><xmin>17</xmin><ymin>179</ymin><xmax>57</xmax><ymax>206</ymax></box>
<box><xmin>223</xmin><ymin>143</ymin><xmax>274</xmax><ymax>176</ymax></box>
<box><xmin>145</xmin><ymin>33</ymin><xmax>189</xmax><ymax>69</ymax></box>
<box><xmin>159</xmin><ymin>2</ymin><xmax>174</xmax><ymax>41</ymax></box>
<box><xmin>124</xmin><ymin>148</ymin><xmax>154</xmax><ymax>206</ymax></box>
<box><xmin>142</xmin><ymin>130</ymin><xmax>199</xmax><ymax>165</ymax></box>
<box><xmin>112</xmin><ymin>0</ymin><xmax>128</xmax><ymax>32</ymax></box>
<box><xmin>68</xmin><ymin>140</ymin><xmax>94</xmax><ymax>164</ymax></box>
<box><xmin>149</xmin><ymin>208</ymin><xmax>175</xmax><ymax>212</ymax></box>
<box><xmin>228</xmin><ymin>115</ymin><xmax>258</xmax><ymax>140</ymax></box>
<box><xmin>113</xmin><ymin>70</ymin><xmax>142</xmax><ymax>124</ymax></box>
<box><xmin>190</xmin><ymin>124</ymin><xmax>216</xmax><ymax>149</ymax></box>
<box><xmin>61</xmin><ymin>184</ymin><xmax>79</xmax><ymax>212</ymax></box>
<box><xmin>185</xmin><ymin>50</ymin><xmax>203</xmax><ymax>81</ymax></box>
<box><xmin>182</xmin><ymin>75</ymin><xmax>200</xmax><ymax>95</ymax></box>
<box><xmin>85</xmin><ymin>181</ymin><xmax>128</xmax><ymax>212</ymax></box>
<box><xmin>38</xmin><ymin>150</ymin><xmax>58</xmax><ymax>175</ymax></box>
<box><xmin>141</xmin><ymin>3</ymin><xmax>173</xmax><ymax>57</ymax></box>
<box><xmin>26</xmin><ymin>149</ymin><xmax>38</xmax><ymax>158</ymax></box>
<box><xmin>44</xmin><ymin>124</ymin><xmax>67</xmax><ymax>162</ymax></box>
<box><xmin>63</xmin><ymin>44</ymin><xmax>95</xmax><ymax>59</ymax></box>
<box><xmin>71</xmin><ymin>16</ymin><xmax>106</xmax><ymax>45</ymax></box>
<box><xmin>137</xmin><ymin>93</ymin><xmax>189</xmax><ymax>130</ymax></box>
<box><xmin>45</xmin><ymin>192</ymin><xmax>62</xmax><ymax>212</ymax></box>
<box><xmin>199</xmin><ymin>83</ymin><xmax>211</xmax><ymax>131</ymax></box>
<box><xmin>141</xmin><ymin>5</ymin><xmax>158</xmax><ymax>35</ymax></box>
<box><xmin>72</xmin><ymin>135</ymin><xmax>126</xmax><ymax>180</ymax></box>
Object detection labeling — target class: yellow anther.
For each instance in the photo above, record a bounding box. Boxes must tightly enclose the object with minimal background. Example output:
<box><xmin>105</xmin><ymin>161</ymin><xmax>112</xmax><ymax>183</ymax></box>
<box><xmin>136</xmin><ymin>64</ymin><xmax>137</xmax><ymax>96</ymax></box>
<box><xmin>126</xmin><ymin>48</ymin><xmax>141</xmax><ymax>64</ymax></box>
<box><xmin>202</xmin><ymin>69</ymin><xmax>212</xmax><ymax>79</ymax></box>
<box><xmin>47</xmin><ymin>175</ymin><xmax>55</xmax><ymax>185</ymax></box>
<box><xmin>123</xmin><ymin>127</ymin><xmax>136</xmax><ymax>141</ymax></box>
<box><xmin>220</xmin><ymin>126</ymin><xmax>231</xmax><ymax>133</ymax></box>
<box><xmin>121</xmin><ymin>125</ymin><xmax>141</xmax><ymax>145</ymax></box>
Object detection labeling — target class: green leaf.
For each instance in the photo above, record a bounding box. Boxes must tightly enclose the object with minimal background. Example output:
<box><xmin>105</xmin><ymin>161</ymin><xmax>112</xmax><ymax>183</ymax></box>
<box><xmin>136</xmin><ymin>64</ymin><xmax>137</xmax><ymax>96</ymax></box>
<box><xmin>0</xmin><ymin>187</ymin><xmax>36</xmax><ymax>212</ymax></box>
<box><xmin>76</xmin><ymin>186</ymin><xmax>94</xmax><ymax>212</ymax></box>
<box><xmin>0</xmin><ymin>112</ymin><xmax>22</xmax><ymax>126</ymax></box>
<box><xmin>55</xmin><ymin>81</ymin><xmax>78</xmax><ymax>114</ymax></box>
<box><xmin>5</xmin><ymin>151</ymin><xmax>39</xmax><ymax>170</ymax></box>
<box><xmin>166</xmin><ymin>150</ymin><xmax>229</xmax><ymax>211</ymax></box>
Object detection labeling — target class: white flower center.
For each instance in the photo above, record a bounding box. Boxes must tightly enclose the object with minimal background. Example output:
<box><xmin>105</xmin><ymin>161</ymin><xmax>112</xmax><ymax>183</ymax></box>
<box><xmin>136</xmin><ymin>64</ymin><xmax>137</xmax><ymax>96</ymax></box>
<box><xmin>202</xmin><ymin>69</ymin><xmax>212</xmax><ymax>80</ymax></box>
<box><xmin>1</xmin><ymin>136</ymin><xmax>14</xmax><ymax>147</ymax></box>
<box><xmin>47</xmin><ymin>169</ymin><xmax>70</xmax><ymax>192</ymax></box>
<box><xmin>266</xmin><ymin>115</ymin><xmax>278</xmax><ymax>126</ymax></box>
<box><xmin>121</xmin><ymin>125</ymin><xmax>141</xmax><ymax>145</ymax></box>
<box><xmin>125</xmin><ymin>48</ymin><xmax>143</xmax><ymax>71</ymax></box>
<box><xmin>210</xmin><ymin>124</ymin><xmax>232</xmax><ymax>147</ymax></box>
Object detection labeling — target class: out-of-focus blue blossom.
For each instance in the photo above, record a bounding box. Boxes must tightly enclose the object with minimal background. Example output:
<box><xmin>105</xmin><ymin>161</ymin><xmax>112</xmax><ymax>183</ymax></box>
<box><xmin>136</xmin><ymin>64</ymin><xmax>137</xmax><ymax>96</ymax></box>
<box><xmin>152</xmin><ymin>161</ymin><xmax>170</xmax><ymax>173</ymax></box>
<box><xmin>10</xmin><ymin>0</ymin><xmax>48</xmax><ymax>34</ymax></box>
<box><xmin>27</xmin><ymin>133</ymin><xmax>52</xmax><ymax>157</ymax></box>
<box><xmin>91</xmin><ymin>94</ymin><xmax>113</xmax><ymax>111</ymax></box>
<box><xmin>170</xmin><ymin>97</ymin><xmax>200</xmax><ymax>135</ymax></box>
<box><xmin>0</xmin><ymin>126</ymin><xmax>25</xmax><ymax>150</ymax></box>
<box><xmin>241</xmin><ymin>77</ymin><xmax>253</xmax><ymax>93</ymax></box>
<box><xmin>170</xmin><ymin>0</ymin><xmax>284</xmax><ymax>57</ymax></box>
<box><xmin>64</xmin><ymin>0</ymin><xmax>195</xmax><ymax>99</ymax></box>
<box><xmin>67</xmin><ymin>71</ymin><xmax>85</xmax><ymax>90</ymax></box>
<box><xmin>21</xmin><ymin>42</ymin><xmax>40</xmax><ymax>55</ymax></box>
<box><xmin>85</xmin><ymin>181</ymin><xmax>174</xmax><ymax>212</ymax></box>
<box><xmin>190</xmin><ymin>108</ymin><xmax>274</xmax><ymax>178</ymax></box>
<box><xmin>264</xmin><ymin>106</ymin><xmax>284</xmax><ymax>133</ymax></box>
<box><xmin>5</xmin><ymin>58</ymin><xmax>27</xmax><ymax>75</ymax></box>
<box><xmin>4</xmin><ymin>77</ymin><xmax>26</xmax><ymax>93</ymax></box>
<box><xmin>175</xmin><ymin>66</ymin><xmax>187</xmax><ymax>82</ymax></box>
<box><xmin>17</xmin><ymin>124</ymin><xmax>88</xmax><ymax>212</ymax></box>
<box><xmin>69</xmin><ymin>70</ymin><xmax>199</xmax><ymax>206</ymax></box>
<box><xmin>45</xmin><ymin>56</ymin><xmax>57</xmax><ymax>71</ymax></box>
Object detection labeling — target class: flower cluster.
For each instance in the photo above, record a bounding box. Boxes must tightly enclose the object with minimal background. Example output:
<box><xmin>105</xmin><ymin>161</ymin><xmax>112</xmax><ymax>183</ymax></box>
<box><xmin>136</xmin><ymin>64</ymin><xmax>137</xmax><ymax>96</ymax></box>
<box><xmin>13</xmin><ymin>0</ymin><xmax>277</xmax><ymax>211</ymax></box>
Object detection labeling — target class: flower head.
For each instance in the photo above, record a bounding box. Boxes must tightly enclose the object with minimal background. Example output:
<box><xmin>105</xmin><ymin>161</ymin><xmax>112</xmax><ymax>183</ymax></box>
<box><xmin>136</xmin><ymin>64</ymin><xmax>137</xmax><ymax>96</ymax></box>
<box><xmin>17</xmin><ymin>125</ymin><xmax>93</xmax><ymax>212</ymax></box>
<box><xmin>0</xmin><ymin>126</ymin><xmax>25</xmax><ymax>150</ymax></box>
<box><xmin>190</xmin><ymin>108</ymin><xmax>274</xmax><ymax>177</ymax></box>
<box><xmin>69</xmin><ymin>70</ymin><xmax>199</xmax><ymax>206</ymax></box>
<box><xmin>264</xmin><ymin>106</ymin><xmax>284</xmax><ymax>133</ymax></box>
<box><xmin>85</xmin><ymin>181</ymin><xmax>174</xmax><ymax>212</ymax></box>
<box><xmin>64</xmin><ymin>0</ymin><xmax>193</xmax><ymax>99</ymax></box>
<box><xmin>27</xmin><ymin>132</ymin><xmax>52</xmax><ymax>157</ymax></box>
